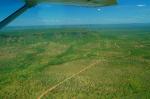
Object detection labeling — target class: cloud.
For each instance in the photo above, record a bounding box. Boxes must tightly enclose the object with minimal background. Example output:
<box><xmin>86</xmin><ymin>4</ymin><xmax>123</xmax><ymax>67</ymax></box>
<box><xmin>136</xmin><ymin>4</ymin><xmax>146</xmax><ymax>7</ymax></box>
<box><xmin>97</xmin><ymin>8</ymin><xmax>101</xmax><ymax>12</ymax></box>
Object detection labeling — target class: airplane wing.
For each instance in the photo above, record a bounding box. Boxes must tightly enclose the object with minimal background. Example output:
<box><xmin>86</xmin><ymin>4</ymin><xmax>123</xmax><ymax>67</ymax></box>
<box><xmin>25</xmin><ymin>0</ymin><xmax>117</xmax><ymax>7</ymax></box>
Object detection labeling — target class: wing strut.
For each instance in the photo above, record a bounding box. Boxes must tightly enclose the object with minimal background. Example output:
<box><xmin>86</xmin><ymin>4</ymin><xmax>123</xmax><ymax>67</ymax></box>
<box><xmin>0</xmin><ymin>0</ymin><xmax>37</xmax><ymax>29</ymax></box>
<box><xmin>0</xmin><ymin>5</ymin><xmax>29</xmax><ymax>29</ymax></box>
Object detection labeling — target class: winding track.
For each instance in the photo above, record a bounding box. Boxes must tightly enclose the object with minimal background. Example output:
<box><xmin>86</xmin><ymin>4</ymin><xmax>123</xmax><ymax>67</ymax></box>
<box><xmin>37</xmin><ymin>61</ymin><xmax>100</xmax><ymax>99</ymax></box>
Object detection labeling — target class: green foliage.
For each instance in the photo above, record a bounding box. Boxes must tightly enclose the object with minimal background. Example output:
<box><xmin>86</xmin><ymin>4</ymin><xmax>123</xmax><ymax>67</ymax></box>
<box><xmin>0</xmin><ymin>27</ymin><xmax>150</xmax><ymax>99</ymax></box>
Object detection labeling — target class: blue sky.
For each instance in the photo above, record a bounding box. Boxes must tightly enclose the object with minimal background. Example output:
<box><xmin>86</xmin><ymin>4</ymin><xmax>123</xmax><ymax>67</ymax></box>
<box><xmin>0</xmin><ymin>0</ymin><xmax>150</xmax><ymax>26</ymax></box>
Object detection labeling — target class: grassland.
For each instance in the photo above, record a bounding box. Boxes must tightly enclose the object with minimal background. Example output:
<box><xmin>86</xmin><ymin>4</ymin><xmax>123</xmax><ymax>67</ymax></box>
<box><xmin>0</xmin><ymin>26</ymin><xmax>150</xmax><ymax>99</ymax></box>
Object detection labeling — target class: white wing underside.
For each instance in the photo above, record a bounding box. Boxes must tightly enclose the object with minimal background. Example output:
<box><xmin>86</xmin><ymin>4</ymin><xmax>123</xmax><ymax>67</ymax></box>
<box><xmin>24</xmin><ymin>0</ymin><xmax>117</xmax><ymax>7</ymax></box>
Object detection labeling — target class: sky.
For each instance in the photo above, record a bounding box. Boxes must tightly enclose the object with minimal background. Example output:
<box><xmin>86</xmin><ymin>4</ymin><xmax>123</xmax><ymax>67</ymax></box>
<box><xmin>0</xmin><ymin>0</ymin><xmax>150</xmax><ymax>26</ymax></box>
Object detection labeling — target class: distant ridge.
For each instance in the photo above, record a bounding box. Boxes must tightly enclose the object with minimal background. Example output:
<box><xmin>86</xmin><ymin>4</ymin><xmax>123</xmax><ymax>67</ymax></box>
<box><xmin>1</xmin><ymin>23</ymin><xmax>150</xmax><ymax>31</ymax></box>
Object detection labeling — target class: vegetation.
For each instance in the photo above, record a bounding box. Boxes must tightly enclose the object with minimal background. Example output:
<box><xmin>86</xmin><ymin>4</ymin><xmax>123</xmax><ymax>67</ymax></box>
<box><xmin>0</xmin><ymin>26</ymin><xmax>150</xmax><ymax>99</ymax></box>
